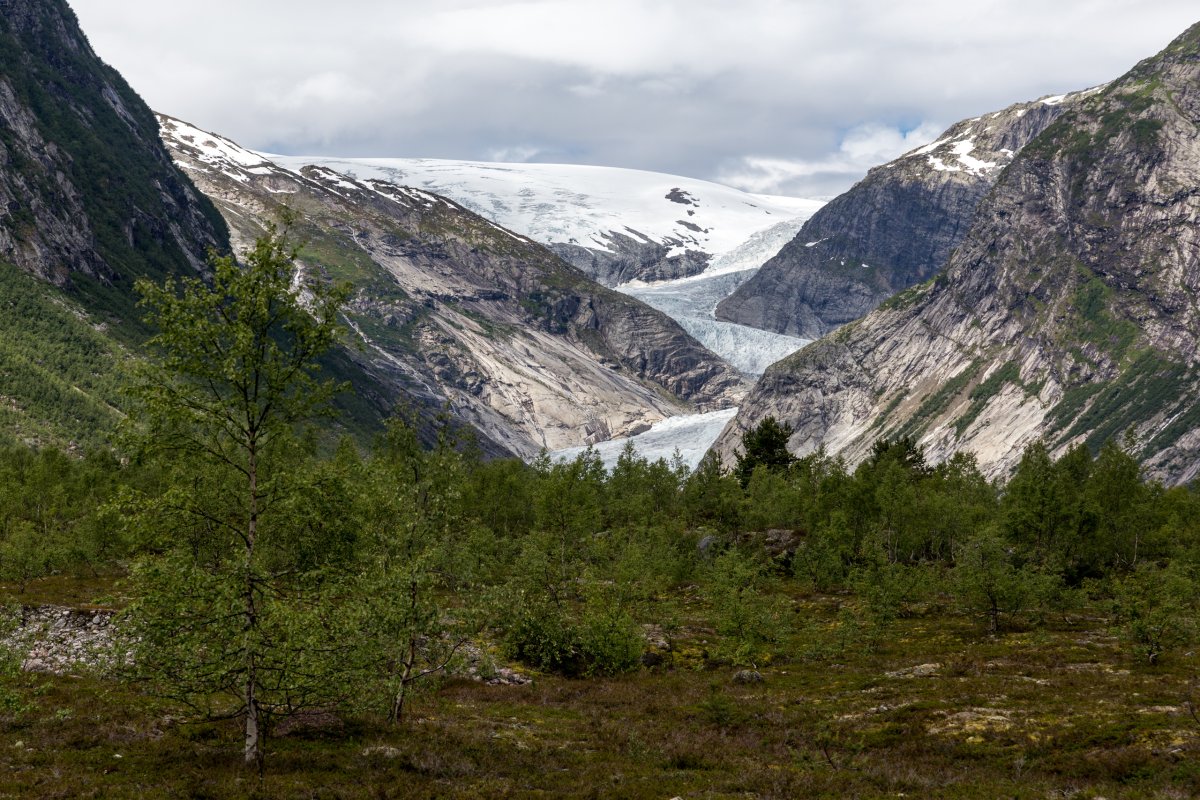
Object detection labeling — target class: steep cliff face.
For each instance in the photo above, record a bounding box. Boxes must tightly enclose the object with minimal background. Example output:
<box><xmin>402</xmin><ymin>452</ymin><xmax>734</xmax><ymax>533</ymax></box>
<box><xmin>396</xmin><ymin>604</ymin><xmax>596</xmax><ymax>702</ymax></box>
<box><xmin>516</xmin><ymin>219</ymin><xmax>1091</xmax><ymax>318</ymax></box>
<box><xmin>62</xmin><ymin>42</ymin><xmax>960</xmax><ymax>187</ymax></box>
<box><xmin>715</xmin><ymin>91</ymin><xmax>1099</xmax><ymax>338</ymax></box>
<box><xmin>0</xmin><ymin>0</ymin><xmax>225</xmax><ymax>290</ymax></box>
<box><xmin>548</xmin><ymin>235</ymin><xmax>713</xmax><ymax>287</ymax></box>
<box><xmin>714</xmin><ymin>22</ymin><xmax>1200</xmax><ymax>485</ymax></box>
<box><xmin>161</xmin><ymin>118</ymin><xmax>746</xmax><ymax>458</ymax></box>
<box><xmin>0</xmin><ymin>0</ymin><xmax>229</xmax><ymax>452</ymax></box>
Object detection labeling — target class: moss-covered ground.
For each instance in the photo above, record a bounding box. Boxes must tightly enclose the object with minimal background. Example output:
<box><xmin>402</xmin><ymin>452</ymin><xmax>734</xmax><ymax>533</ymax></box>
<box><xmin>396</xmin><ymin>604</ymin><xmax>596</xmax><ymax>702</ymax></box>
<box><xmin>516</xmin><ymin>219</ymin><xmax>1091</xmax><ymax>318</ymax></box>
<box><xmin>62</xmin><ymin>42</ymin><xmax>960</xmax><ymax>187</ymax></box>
<box><xmin>3</xmin><ymin>579</ymin><xmax>1198</xmax><ymax>799</ymax></box>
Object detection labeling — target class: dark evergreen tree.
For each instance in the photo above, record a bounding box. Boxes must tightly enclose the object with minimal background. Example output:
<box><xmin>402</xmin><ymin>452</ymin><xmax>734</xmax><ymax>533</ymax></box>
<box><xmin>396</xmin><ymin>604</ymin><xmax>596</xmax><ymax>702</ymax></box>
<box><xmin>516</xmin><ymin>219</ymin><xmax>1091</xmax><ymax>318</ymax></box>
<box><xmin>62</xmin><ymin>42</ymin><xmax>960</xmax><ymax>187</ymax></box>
<box><xmin>734</xmin><ymin>416</ymin><xmax>797</xmax><ymax>488</ymax></box>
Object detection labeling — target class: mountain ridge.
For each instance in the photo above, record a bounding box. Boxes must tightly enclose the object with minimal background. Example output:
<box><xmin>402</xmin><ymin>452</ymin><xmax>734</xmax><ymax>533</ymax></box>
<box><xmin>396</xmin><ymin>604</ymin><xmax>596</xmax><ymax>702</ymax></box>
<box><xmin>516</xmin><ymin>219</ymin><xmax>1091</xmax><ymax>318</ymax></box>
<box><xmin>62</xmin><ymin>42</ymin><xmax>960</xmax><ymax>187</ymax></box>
<box><xmin>714</xmin><ymin>88</ymin><xmax>1102</xmax><ymax>339</ymax></box>
<box><xmin>160</xmin><ymin>116</ymin><xmax>748</xmax><ymax>458</ymax></box>
<box><xmin>713</xmin><ymin>20</ymin><xmax>1200</xmax><ymax>485</ymax></box>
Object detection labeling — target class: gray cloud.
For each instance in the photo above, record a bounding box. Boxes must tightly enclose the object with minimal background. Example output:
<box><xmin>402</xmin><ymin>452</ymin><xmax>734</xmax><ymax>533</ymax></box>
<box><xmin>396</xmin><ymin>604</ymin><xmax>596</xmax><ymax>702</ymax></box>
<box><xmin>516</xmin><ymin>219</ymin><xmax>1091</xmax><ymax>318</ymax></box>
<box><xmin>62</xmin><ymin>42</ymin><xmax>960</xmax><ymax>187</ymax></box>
<box><xmin>68</xmin><ymin>0</ymin><xmax>1199</xmax><ymax>197</ymax></box>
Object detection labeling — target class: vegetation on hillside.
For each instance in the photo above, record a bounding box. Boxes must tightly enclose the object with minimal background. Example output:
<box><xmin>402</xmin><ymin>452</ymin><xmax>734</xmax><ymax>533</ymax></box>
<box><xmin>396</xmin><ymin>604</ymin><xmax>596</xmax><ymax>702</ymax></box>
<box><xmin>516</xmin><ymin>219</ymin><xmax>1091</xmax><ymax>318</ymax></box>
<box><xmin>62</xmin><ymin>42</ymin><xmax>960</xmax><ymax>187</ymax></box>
<box><xmin>2</xmin><ymin>228</ymin><xmax>1200</xmax><ymax>796</ymax></box>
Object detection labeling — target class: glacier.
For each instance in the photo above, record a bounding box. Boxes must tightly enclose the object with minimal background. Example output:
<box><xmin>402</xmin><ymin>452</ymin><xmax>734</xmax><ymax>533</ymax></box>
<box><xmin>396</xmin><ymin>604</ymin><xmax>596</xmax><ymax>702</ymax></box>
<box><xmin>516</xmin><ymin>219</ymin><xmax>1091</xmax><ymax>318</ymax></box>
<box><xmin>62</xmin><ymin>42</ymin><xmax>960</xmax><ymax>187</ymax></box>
<box><xmin>552</xmin><ymin>408</ymin><xmax>739</xmax><ymax>472</ymax></box>
<box><xmin>265</xmin><ymin>154</ymin><xmax>822</xmax><ymax>262</ymax></box>
<box><xmin>617</xmin><ymin>217</ymin><xmax>814</xmax><ymax>375</ymax></box>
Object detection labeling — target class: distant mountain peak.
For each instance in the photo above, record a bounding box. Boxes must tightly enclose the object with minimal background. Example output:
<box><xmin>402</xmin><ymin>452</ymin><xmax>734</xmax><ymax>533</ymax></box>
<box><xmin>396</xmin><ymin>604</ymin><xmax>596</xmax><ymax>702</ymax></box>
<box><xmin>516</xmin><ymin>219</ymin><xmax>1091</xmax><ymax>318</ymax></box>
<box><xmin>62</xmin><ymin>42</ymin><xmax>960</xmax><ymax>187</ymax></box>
<box><xmin>714</xmin><ymin>87</ymin><xmax>1099</xmax><ymax>339</ymax></box>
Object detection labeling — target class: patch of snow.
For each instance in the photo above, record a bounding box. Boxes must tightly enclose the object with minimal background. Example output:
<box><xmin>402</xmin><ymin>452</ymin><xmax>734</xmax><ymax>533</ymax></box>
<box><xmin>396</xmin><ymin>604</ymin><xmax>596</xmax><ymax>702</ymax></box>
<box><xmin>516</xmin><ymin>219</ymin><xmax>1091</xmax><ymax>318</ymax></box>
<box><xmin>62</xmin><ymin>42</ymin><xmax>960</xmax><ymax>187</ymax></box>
<box><xmin>912</xmin><ymin>137</ymin><xmax>951</xmax><ymax>157</ymax></box>
<box><xmin>160</xmin><ymin>116</ymin><xmax>275</xmax><ymax>174</ymax></box>
<box><xmin>928</xmin><ymin>156</ymin><xmax>960</xmax><ymax>173</ymax></box>
<box><xmin>957</xmin><ymin>154</ymin><xmax>999</xmax><ymax>175</ymax></box>
<box><xmin>1041</xmin><ymin>94</ymin><xmax>1067</xmax><ymax>106</ymax></box>
<box><xmin>552</xmin><ymin>408</ymin><xmax>739</xmax><ymax>471</ymax></box>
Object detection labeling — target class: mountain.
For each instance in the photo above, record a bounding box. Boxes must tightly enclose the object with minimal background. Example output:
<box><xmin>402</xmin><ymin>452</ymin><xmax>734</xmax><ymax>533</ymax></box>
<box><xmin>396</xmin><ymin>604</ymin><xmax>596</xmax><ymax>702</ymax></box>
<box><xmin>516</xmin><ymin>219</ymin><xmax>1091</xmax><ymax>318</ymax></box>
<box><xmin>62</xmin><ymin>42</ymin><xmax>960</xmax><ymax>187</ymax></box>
<box><xmin>0</xmin><ymin>0</ymin><xmax>228</xmax><ymax>450</ymax></box>
<box><xmin>0</xmin><ymin>0</ymin><xmax>225</xmax><ymax>292</ymax></box>
<box><xmin>715</xmin><ymin>89</ymin><xmax>1102</xmax><ymax>338</ymax></box>
<box><xmin>713</xmin><ymin>22</ymin><xmax>1200</xmax><ymax>485</ymax></box>
<box><xmin>160</xmin><ymin>117</ymin><xmax>746</xmax><ymax>458</ymax></box>
<box><xmin>263</xmin><ymin>155</ymin><xmax>821</xmax><ymax>287</ymax></box>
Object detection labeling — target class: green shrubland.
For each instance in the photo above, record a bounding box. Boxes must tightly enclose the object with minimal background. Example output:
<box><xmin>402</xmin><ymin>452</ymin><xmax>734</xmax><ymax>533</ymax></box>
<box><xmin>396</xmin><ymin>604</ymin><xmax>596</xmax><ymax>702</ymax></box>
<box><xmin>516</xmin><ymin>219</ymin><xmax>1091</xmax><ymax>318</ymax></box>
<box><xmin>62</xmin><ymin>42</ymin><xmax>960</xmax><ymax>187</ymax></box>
<box><xmin>3</xmin><ymin>229</ymin><xmax>1200</xmax><ymax>795</ymax></box>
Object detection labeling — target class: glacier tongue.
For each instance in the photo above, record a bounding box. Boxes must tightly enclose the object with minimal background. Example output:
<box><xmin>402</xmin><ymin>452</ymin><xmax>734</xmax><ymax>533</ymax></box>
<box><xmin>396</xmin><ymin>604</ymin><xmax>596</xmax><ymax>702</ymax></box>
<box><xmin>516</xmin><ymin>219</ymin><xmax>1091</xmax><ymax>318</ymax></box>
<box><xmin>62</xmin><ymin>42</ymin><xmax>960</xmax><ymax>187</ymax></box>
<box><xmin>621</xmin><ymin>269</ymin><xmax>811</xmax><ymax>375</ymax></box>
<box><xmin>554</xmin><ymin>218</ymin><xmax>818</xmax><ymax>468</ymax></box>
<box><xmin>573</xmin><ymin>215</ymin><xmax>814</xmax><ymax>463</ymax></box>
<box><xmin>615</xmin><ymin>215</ymin><xmax>814</xmax><ymax>375</ymax></box>
<box><xmin>552</xmin><ymin>408</ymin><xmax>739</xmax><ymax>471</ymax></box>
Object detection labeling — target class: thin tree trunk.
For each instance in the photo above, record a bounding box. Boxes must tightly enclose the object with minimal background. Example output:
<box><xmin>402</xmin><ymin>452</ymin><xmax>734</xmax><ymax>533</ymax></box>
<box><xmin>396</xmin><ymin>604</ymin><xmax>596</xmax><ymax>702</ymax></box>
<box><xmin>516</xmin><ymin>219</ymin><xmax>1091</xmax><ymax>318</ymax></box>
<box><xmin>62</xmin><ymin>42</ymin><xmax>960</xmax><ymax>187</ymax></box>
<box><xmin>390</xmin><ymin>579</ymin><xmax>420</xmax><ymax>725</ymax></box>
<box><xmin>391</xmin><ymin>641</ymin><xmax>416</xmax><ymax>725</ymax></box>
<box><xmin>244</xmin><ymin>439</ymin><xmax>261</xmax><ymax>769</ymax></box>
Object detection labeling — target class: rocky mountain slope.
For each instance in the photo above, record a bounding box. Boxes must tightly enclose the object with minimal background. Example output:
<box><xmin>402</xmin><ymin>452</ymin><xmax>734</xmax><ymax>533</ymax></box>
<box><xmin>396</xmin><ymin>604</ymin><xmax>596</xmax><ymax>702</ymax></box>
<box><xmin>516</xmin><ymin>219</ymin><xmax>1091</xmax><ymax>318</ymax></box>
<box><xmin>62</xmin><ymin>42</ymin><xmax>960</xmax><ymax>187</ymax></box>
<box><xmin>161</xmin><ymin>117</ymin><xmax>746</xmax><ymax>458</ymax></box>
<box><xmin>265</xmin><ymin>155</ymin><xmax>821</xmax><ymax>287</ymax></box>
<box><xmin>714</xmin><ymin>21</ymin><xmax>1200</xmax><ymax>485</ymax></box>
<box><xmin>0</xmin><ymin>0</ymin><xmax>231</xmax><ymax>450</ymax></box>
<box><xmin>715</xmin><ymin>89</ymin><xmax>1102</xmax><ymax>338</ymax></box>
<box><xmin>0</xmin><ymin>0</ymin><xmax>225</xmax><ymax>290</ymax></box>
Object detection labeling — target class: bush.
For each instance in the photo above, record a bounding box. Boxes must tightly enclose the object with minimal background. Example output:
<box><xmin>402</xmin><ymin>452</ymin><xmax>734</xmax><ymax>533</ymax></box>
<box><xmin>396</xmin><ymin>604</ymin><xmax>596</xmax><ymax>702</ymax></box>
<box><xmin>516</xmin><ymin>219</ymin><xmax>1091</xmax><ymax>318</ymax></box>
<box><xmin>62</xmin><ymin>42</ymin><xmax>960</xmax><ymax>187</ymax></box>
<box><xmin>952</xmin><ymin>526</ymin><xmax>1058</xmax><ymax>633</ymax></box>
<box><xmin>1110</xmin><ymin>561</ymin><xmax>1199</xmax><ymax>665</ymax></box>
<box><xmin>500</xmin><ymin>589</ymin><xmax>643</xmax><ymax>678</ymax></box>
<box><xmin>704</xmin><ymin>549</ymin><xmax>786</xmax><ymax>666</ymax></box>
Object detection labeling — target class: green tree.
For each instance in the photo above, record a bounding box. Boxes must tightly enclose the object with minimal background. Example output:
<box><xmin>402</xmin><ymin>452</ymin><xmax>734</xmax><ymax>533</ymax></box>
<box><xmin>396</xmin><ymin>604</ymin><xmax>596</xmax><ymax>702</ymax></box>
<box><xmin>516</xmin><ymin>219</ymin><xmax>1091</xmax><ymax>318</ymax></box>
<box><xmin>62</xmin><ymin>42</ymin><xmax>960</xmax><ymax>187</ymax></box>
<box><xmin>1110</xmin><ymin>561</ymin><xmax>1200</xmax><ymax>665</ymax></box>
<box><xmin>734</xmin><ymin>416</ymin><xmax>797</xmax><ymax>488</ymax></box>
<box><xmin>351</xmin><ymin>419</ymin><xmax>484</xmax><ymax>723</ymax></box>
<box><xmin>682</xmin><ymin>452</ymin><xmax>744</xmax><ymax>533</ymax></box>
<box><xmin>952</xmin><ymin>526</ymin><xmax>1056</xmax><ymax>634</ymax></box>
<box><xmin>122</xmin><ymin>220</ymin><xmax>351</xmax><ymax>770</ymax></box>
<box><xmin>703</xmin><ymin>548</ymin><xmax>786</xmax><ymax>666</ymax></box>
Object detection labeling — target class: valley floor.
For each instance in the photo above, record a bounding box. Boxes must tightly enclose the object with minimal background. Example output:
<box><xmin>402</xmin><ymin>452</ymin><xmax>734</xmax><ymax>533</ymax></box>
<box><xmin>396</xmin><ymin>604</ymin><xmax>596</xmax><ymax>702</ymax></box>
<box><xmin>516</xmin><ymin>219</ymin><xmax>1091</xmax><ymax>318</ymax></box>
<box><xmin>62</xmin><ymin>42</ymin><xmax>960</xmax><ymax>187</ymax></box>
<box><xmin>3</xmin><ymin>580</ymin><xmax>1198</xmax><ymax>799</ymax></box>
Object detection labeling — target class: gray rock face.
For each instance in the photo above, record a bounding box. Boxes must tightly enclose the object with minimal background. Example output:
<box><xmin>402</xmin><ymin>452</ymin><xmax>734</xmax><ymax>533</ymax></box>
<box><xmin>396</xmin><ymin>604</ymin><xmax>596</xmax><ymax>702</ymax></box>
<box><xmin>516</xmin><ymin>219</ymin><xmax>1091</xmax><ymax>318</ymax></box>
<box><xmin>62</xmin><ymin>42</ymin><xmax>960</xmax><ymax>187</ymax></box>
<box><xmin>713</xmin><ymin>22</ymin><xmax>1200</xmax><ymax>486</ymax></box>
<box><xmin>549</xmin><ymin>235</ymin><xmax>710</xmax><ymax>286</ymax></box>
<box><xmin>716</xmin><ymin>92</ymin><xmax>1094</xmax><ymax>338</ymax></box>
<box><xmin>0</xmin><ymin>0</ymin><xmax>225</xmax><ymax>286</ymax></box>
<box><xmin>161</xmin><ymin>118</ymin><xmax>745</xmax><ymax>458</ymax></box>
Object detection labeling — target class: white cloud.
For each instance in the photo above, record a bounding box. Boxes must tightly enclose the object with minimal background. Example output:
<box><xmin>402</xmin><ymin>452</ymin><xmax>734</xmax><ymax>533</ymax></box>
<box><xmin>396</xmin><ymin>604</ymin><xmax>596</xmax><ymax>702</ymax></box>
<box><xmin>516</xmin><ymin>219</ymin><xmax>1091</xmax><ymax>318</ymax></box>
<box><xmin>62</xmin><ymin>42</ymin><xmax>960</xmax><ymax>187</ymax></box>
<box><xmin>718</xmin><ymin>122</ymin><xmax>945</xmax><ymax>196</ymax></box>
<box><xmin>67</xmin><ymin>0</ymin><xmax>1200</xmax><ymax>196</ymax></box>
<box><xmin>485</xmin><ymin>145</ymin><xmax>544</xmax><ymax>162</ymax></box>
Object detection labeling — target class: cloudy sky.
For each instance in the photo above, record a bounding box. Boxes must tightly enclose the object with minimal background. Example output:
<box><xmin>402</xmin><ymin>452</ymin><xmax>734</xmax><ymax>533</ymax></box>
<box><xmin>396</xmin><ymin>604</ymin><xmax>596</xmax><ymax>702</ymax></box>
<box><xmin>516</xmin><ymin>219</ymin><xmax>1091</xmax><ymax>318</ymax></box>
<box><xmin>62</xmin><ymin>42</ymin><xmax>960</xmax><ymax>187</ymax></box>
<box><xmin>69</xmin><ymin>1</ymin><xmax>1198</xmax><ymax>197</ymax></box>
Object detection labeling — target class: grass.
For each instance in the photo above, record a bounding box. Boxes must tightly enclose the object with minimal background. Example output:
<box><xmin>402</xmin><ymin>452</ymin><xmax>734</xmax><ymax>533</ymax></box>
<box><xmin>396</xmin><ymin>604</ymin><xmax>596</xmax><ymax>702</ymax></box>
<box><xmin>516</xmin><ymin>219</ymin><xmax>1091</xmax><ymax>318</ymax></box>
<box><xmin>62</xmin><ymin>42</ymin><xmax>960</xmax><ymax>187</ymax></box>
<box><xmin>0</xmin><ymin>573</ymin><xmax>130</xmax><ymax>610</ymax></box>
<box><xmin>4</xmin><ymin>581</ymin><xmax>1200</xmax><ymax>798</ymax></box>
<box><xmin>1050</xmin><ymin>350</ymin><xmax>1197</xmax><ymax>454</ymax></box>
